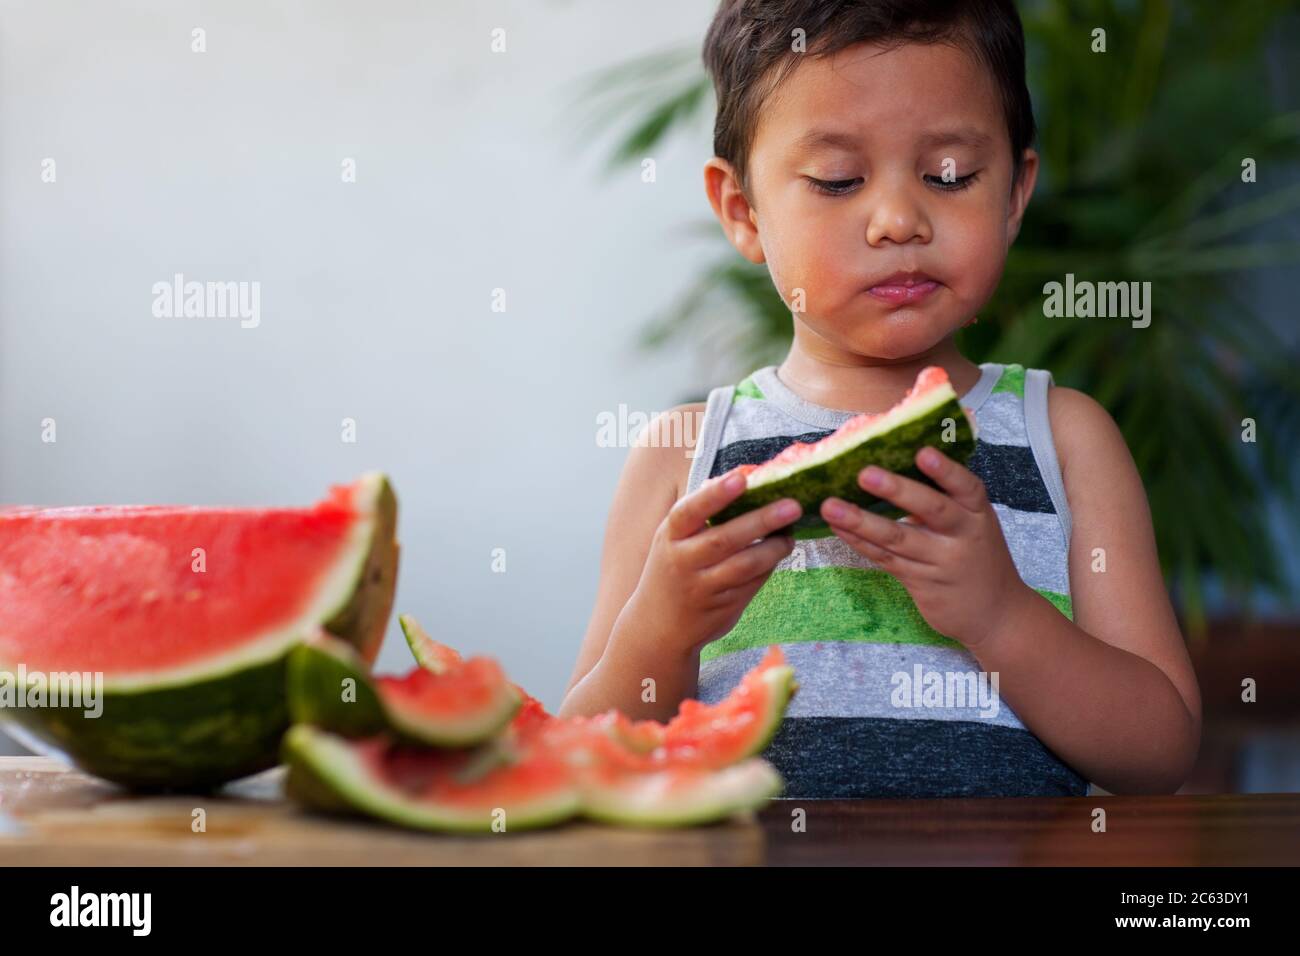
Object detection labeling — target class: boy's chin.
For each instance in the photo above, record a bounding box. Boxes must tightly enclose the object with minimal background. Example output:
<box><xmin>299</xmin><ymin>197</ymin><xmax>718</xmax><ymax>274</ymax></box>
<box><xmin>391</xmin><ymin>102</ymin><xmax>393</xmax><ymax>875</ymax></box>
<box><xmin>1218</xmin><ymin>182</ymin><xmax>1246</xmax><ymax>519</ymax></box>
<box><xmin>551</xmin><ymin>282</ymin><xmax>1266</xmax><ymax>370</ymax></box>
<box><xmin>839</xmin><ymin>318</ymin><xmax>958</xmax><ymax>362</ymax></box>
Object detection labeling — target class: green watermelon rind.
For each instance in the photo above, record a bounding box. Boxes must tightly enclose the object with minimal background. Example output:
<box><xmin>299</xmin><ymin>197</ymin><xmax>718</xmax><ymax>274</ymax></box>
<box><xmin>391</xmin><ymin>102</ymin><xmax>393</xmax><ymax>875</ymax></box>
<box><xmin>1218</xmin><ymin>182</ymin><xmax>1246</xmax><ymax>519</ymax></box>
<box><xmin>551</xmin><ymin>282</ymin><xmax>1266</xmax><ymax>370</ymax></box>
<box><xmin>1</xmin><ymin>472</ymin><xmax>400</xmax><ymax>791</ymax></box>
<box><xmin>322</xmin><ymin>475</ymin><xmax>401</xmax><ymax>665</ymax></box>
<box><xmin>282</xmin><ymin>724</ymin><xmax>583</xmax><ymax>834</ymax></box>
<box><xmin>710</xmin><ymin>395</ymin><xmax>976</xmax><ymax>530</ymax></box>
<box><xmin>578</xmin><ymin>759</ymin><xmax>784</xmax><ymax>827</ymax></box>
<box><xmin>6</xmin><ymin>660</ymin><xmax>293</xmax><ymax>789</ymax></box>
<box><xmin>287</xmin><ymin>632</ymin><xmax>522</xmax><ymax>749</ymax></box>
<box><xmin>286</xmin><ymin>634</ymin><xmax>387</xmax><ymax>739</ymax></box>
<box><xmin>398</xmin><ymin>613</ymin><xmax>445</xmax><ymax>670</ymax></box>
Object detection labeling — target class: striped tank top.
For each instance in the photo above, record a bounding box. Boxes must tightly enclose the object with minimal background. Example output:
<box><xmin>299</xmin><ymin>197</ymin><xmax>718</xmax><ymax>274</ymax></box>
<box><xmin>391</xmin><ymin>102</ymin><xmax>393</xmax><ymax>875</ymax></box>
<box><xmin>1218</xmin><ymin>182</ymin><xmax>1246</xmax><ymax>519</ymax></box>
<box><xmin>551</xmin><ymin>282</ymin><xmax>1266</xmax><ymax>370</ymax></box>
<box><xmin>686</xmin><ymin>362</ymin><xmax>1089</xmax><ymax>799</ymax></box>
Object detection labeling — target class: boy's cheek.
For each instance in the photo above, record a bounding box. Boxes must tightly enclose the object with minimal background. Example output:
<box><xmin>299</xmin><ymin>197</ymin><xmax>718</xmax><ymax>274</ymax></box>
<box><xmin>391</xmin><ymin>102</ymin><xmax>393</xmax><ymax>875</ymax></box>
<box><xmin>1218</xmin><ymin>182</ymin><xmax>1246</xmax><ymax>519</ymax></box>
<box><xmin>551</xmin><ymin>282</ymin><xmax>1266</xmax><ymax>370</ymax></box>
<box><xmin>767</xmin><ymin>241</ymin><xmax>848</xmax><ymax>313</ymax></box>
<box><xmin>940</xmin><ymin>218</ymin><xmax>1010</xmax><ymax>301</ymax></box>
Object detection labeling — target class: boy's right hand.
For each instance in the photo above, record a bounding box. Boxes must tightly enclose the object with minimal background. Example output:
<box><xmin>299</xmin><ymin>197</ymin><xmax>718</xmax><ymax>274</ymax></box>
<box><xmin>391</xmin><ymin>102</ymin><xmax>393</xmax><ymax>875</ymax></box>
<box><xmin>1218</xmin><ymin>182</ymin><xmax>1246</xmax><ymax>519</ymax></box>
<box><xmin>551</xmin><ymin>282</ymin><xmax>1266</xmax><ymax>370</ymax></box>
<box><xmin>625</xmin><ymin>469</ymin><xmax>800</xmax><ymax>658</ymax></box>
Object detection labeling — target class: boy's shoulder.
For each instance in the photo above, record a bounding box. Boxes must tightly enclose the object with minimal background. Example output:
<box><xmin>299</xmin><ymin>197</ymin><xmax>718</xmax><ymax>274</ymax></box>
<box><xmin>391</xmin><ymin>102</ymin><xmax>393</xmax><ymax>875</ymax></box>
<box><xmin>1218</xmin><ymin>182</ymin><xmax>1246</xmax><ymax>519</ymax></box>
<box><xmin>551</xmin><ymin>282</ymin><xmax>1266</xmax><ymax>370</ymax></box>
<box><xmin>1045</xmin><ymin>383</ymin><xmax>1131</xmax><ymax>490</ymax></box>
<box><xmin>631</xmin><ymin>402</ymin><xmax>707</xmax><ymax>500</ymax></box>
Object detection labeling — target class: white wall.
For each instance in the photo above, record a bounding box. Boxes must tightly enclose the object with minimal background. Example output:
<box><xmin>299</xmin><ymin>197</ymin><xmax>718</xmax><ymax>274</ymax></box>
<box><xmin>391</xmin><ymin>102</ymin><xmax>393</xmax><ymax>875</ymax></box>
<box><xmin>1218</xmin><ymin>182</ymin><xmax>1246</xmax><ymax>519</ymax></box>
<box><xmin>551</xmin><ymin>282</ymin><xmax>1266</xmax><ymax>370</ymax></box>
<box><xmin>0</xmin><ymin>0</ymin><xmax>722</xmax><ymax>753</ymax></box>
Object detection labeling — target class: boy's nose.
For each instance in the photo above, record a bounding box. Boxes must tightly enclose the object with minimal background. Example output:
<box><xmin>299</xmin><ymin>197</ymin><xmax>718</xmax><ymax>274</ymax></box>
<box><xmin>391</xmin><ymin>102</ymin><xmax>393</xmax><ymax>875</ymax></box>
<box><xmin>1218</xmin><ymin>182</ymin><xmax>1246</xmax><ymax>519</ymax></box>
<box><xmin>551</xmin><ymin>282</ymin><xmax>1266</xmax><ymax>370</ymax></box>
<box><xmin>865</xmin><ymin>183</ymin><xmax>932</xmax><ymax>246</ymax></box>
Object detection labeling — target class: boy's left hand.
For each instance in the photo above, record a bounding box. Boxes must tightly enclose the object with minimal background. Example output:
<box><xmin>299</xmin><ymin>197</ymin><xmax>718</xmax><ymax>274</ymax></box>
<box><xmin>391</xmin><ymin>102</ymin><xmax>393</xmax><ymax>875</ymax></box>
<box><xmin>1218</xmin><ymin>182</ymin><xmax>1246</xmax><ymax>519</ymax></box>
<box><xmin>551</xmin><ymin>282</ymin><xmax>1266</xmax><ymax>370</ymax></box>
<box><xmin>820</xmin><ymin>445</ymin><xmax>1032</xmax><ymax>650</ymax></box>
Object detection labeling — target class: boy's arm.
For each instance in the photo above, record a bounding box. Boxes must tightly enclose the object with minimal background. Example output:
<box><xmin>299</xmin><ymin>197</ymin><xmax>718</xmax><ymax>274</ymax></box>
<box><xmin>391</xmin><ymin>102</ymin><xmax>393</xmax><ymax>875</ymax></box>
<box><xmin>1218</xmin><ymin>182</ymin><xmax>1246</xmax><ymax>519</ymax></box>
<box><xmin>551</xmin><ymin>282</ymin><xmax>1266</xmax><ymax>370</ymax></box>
<box><xmin>557</xmin><ymin>404</ymin><xmax>704</xmax><ymax>722</ymax></box>
<box><xmin>968</xmin><ymin>386</ymin><xmax>1202</xmax><ymax>793</ymax></box>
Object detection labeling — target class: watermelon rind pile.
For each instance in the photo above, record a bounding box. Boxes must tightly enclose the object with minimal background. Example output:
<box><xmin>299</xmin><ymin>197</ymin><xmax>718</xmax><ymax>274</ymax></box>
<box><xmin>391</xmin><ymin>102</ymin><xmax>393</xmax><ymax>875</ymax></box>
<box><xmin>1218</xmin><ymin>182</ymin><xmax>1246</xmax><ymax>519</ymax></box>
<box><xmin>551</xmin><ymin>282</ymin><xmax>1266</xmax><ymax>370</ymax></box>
<box><xmin>283</xmin><ymin>616</ymin><xmax>797</xmax><ymax>832</ymax></box>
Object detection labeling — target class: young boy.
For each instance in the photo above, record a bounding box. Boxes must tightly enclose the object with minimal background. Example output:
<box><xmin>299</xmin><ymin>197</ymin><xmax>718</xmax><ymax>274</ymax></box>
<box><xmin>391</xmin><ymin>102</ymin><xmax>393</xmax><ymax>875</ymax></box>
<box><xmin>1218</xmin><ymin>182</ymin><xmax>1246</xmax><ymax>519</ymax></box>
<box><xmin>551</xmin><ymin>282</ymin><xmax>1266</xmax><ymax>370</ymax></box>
<box><xmin>559</xmin><ymin>0</ymin><xmax>1201</xmax><ymax>798</ymax></box>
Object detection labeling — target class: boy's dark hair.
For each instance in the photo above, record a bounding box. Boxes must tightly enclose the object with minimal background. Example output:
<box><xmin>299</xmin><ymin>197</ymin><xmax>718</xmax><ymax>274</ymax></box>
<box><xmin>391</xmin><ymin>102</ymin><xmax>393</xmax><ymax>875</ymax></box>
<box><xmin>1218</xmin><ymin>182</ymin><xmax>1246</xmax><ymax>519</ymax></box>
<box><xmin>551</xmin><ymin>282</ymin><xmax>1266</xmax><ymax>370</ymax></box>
<box><xmin>703</xmin><ymin>0</ymin><xmax>1036</xmax><ymax>202</ymax></box>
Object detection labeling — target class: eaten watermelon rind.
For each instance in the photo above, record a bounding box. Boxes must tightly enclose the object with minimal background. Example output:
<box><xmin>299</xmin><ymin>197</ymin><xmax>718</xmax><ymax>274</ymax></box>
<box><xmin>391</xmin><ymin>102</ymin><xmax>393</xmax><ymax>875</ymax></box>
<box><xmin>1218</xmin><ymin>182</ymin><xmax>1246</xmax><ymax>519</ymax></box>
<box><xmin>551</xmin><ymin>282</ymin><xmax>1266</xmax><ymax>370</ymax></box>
<box><xmin>382</xmin><ymin>689</ymin><xmax>522</xmax><ymax>749</ymax></box>
<box><xmin>579</xmin><ymin>759</ymin><xmax>783</xmax><ymax>827</ymax></box>
<box><xmin>287</xmin><ymin>629</ymin><xmax>521</xmax><ymax>749</ymax></box>
<box><xmin>706</xmin><ymin>653</ymin><xmax>799</xmax><ymax>762</ymax></box>
<box><xmin>283</xmin><ymin>646</ymin><xmax>798</xmax><ymax>832</ymax></box>
<box><xmin>398</xmin><ymin>613</ymin><xmax>456</xmax><ymax>673</ymax></box>
<box><xmin>283</xmin><ymin>725</ymin><xmax>783</xmax><ymax>832</ymax></box>
<box><xmin>390</xmin><ymin>614</ymin><xmax>523</xmax><ymax>745</ymax></box>
<box><xmin>282</xmin><ymin>725</ymin><xmax>584</xmax><ymax>834</ymax></box>
<box><xmin>0</xmin><ymin>473</ymin><xmax>400</xmax><ymax>790</ymax></box>
<box><xmin>610</xmin><ymin>647</ymin><xmax>798</xmax><ymax>767</ymax></box>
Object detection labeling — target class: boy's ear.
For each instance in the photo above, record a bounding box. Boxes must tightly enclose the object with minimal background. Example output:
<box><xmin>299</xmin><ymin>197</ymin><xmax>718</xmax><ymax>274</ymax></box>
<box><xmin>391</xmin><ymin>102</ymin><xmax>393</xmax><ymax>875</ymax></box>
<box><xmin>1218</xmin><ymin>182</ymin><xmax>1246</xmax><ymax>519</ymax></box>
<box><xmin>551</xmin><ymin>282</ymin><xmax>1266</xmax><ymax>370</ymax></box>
<box><xmin>704</xmin><ymin>157</ymin><xmax>765</xmax><ymax>264</ymax></box>
<box><xmin>1006</xmin><ymin>148</ymin><xmax>1039</xmax><ymax>246</ymax></box>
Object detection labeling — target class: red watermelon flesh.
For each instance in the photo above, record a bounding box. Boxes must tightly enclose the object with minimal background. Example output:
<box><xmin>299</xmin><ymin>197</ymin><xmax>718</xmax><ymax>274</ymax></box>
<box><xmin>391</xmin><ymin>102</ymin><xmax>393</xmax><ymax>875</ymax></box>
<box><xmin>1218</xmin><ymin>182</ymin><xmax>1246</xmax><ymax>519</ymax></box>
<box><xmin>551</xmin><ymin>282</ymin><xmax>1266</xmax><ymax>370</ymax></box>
<box><xmin>373</xmin><ymin>660</ymin><xmax>522</xmax><ymax>746</ymax></box>
<box><xmin>514</xmin><ymin>646</ymin><xmax>795</xmax><ymax>772</ymax></box>
<box><xmin>0</xmin><ymin>478</ymin><xmax>385</xmax><ymax>680</ymax></box>
<box><xmin>376</xmin><ymin>661</ymin><xmax>513</xmax><ymax>720</ymax></box>
<box><xmin>656</xmin><ymin>646</ymin><xmax>793</xmax><ymax>764</ymax></box>
<box><xmin>507</xmin><ymin>686</ymin><xmax>552</xmax><ymax>732</ymax></box>
<box><xmin>365</xmin><ymin>735</ymin><xmax>575</xmax><ymax>810</ymax></box>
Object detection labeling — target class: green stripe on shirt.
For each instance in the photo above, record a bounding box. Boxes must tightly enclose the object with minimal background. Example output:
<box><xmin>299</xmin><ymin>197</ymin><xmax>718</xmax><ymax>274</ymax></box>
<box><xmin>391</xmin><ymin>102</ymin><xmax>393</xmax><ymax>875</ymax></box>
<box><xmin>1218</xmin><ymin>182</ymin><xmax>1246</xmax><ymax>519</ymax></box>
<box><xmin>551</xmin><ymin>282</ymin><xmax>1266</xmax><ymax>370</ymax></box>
<box><xmin>991</xmin><ymin>363</ymin><xmax>1025</xmax><ymax>398</ymax></box>
<box><xmin>733</xmin><ymin>376</ymin><xmax>765</xmax><ymax>401</ymax></box>
<box><xmin>700</xmin><ymin>564</ymin><xmax>1072</xmax><ymax>662</ymax></box>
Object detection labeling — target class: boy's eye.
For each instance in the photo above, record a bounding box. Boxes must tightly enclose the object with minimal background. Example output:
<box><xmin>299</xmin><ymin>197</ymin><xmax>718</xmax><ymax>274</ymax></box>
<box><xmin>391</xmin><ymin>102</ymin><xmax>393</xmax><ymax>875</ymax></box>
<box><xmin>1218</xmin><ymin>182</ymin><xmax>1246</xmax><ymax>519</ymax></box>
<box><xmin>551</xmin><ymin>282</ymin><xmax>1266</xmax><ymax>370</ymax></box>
<box><xmin>924</xmin><ymin>171</ymin><xmax>980</xmax><ymax>191</ymax></box>
<box><xmin>805</xmin><ymin>176</ymin><xmax>863</xmax><ymax>196</ymax></box>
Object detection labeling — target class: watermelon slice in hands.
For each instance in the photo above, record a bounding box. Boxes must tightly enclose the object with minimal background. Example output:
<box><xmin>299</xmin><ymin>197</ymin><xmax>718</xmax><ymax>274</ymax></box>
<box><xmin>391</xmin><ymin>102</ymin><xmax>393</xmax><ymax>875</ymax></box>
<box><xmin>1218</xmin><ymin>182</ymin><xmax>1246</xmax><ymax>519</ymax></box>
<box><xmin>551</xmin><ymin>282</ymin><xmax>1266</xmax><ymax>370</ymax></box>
<box><xmin>710</xmin><ymin>365</ymin><xmax>978</xmax><ymax>534</ymax></box>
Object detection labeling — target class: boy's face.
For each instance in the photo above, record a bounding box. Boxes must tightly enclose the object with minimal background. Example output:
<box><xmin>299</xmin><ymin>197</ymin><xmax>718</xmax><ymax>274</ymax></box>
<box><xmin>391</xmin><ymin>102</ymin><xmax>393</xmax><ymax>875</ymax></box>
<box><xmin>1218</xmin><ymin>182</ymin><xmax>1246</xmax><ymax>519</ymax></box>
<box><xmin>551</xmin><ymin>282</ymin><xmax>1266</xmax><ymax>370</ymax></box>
<box><xmin>706</xmin><ymin>40</ymin><xmax>1037</xmax><ymax>362</ymax></box>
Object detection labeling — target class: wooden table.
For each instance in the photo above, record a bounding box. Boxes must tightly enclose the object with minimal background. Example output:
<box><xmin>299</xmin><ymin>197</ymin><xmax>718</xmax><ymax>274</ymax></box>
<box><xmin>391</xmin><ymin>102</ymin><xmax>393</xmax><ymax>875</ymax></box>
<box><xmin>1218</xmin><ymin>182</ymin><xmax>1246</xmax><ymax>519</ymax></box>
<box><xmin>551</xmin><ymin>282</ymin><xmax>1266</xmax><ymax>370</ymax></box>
<box><xmin>2</xmin><ymin>757</ymin><xmax>1296</xmax><ymax>866</ymax></box>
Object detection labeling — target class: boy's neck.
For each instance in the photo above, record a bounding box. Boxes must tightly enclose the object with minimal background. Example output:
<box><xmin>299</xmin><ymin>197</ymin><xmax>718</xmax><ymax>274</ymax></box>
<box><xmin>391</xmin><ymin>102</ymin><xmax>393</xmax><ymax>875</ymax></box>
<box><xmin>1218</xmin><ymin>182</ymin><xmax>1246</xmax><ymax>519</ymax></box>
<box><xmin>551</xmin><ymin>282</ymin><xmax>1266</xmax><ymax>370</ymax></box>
<box><xmin>776</xmin><ymin>332</ymin><xmax>983</xmax><ymax>415</ymax></box>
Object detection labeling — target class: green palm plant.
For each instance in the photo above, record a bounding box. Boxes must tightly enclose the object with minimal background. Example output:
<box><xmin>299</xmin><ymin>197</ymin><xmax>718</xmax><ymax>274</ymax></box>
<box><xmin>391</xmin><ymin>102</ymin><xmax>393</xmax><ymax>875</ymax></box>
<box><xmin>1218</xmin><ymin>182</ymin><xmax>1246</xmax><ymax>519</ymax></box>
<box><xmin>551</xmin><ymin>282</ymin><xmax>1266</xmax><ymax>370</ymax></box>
<box><xmin>566</xmin><ymin>0</ymin><xmax>1300</xmax><ymax>637</ymax></box>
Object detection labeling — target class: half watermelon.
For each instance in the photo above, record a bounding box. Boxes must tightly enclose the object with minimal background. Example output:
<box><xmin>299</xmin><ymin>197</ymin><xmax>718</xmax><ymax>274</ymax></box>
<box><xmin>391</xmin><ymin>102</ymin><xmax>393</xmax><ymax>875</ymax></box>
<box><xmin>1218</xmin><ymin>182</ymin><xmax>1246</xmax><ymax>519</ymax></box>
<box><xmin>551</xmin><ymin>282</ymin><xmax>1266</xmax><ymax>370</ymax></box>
<box><xmin>0</xmin><ymin>473</ymin><xmax>399</xmax><ymax>789</ymax></box>
<box><xmin>710</xmin><ymin>365</ymin><xmax>977</xmax><ymax>533</ymax></box>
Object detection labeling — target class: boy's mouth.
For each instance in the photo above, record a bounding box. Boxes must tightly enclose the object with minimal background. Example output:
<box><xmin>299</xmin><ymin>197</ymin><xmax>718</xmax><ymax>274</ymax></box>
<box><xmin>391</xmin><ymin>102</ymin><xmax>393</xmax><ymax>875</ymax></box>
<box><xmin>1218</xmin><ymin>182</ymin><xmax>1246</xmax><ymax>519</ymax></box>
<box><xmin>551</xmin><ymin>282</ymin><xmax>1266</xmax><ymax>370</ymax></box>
<box><xmin>866</xmin><ymin>271</ymin><xmax>940</xmax><ymax>305</ymax></box>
